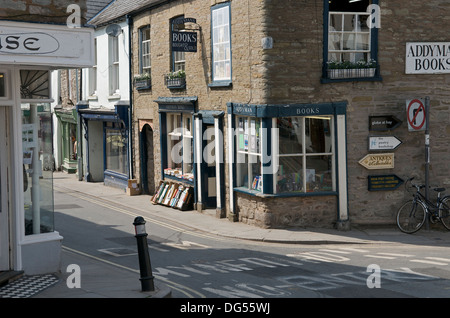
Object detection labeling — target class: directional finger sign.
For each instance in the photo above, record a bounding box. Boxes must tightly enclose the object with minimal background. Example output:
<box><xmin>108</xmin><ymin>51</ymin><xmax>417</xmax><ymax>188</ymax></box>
<box><xmin>406</xmin><ymin>99</ymin><xmax>426</xmax><ymax>131</ymax></box>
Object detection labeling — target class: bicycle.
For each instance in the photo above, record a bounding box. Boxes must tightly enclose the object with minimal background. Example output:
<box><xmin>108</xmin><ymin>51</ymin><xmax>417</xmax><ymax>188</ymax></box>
<box><xmin>396</xmin><ymin>177</ymin><xmax>450</xmax><ymax>233</ymax></box>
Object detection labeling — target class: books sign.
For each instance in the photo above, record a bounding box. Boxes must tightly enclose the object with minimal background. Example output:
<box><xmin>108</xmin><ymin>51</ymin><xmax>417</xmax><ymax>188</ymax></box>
<box><xmin>406</xmin><ymin>42</ymin><xmax>450</xmax><ymax>74</ymax></box>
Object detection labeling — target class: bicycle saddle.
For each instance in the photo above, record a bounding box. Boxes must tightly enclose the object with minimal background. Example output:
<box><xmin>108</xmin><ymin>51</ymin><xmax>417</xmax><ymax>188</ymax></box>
<box><xmin>433</xmin><ymin>187</ymin><xmax>446</xmax><ymax>192</ymax></box>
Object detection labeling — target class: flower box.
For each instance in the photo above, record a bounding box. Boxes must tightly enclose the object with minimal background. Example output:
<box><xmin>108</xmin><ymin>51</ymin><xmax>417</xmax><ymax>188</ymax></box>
<box><xmin>327</xmin><ymin>68</ymin><xmax>376</xmax><ymax>79</ymax></box>
<box><xmin>134</xmin><ymin>78</ymin><xmax>151</xmax><ymax>89</ymax></box>
<box><xmin>165</xmin><ymin>70</ymin><xmax>186</xmax><ymax>89</ymax></box>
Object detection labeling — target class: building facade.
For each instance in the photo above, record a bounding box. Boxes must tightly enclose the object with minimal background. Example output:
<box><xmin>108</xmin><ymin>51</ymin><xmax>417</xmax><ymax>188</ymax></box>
<box><xmin>126</xmin><ymin>0</ymin><xmax>450</xmax><ymax>229</ymax></box>
<box><xmin>79</xmin><ymin>5</ymin><xmax>132</xmax><ymax>190</ymax></box>
<box><xmin>0</xmin><ymin>1</ymin><xmax>94</xmax><ymax>275</ymax></box>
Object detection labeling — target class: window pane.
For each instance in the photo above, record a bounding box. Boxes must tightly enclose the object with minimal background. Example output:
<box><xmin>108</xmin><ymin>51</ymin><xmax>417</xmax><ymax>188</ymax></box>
<box><xmin>305</xmin><ymin>117</ymin><xmax>332</xmax><ymax>153</ymax></box>
<box><xmin>306</xmin><ymin>155</ymin><xmax>333</xmax><ymax>192</ymax></box>
<box><xmin>277</xmin><ymin>156</ymin><xmax>303</xmax><ymax>193</ymax></box>
<box><xmin>212</xmin><ymin>4</ymin><xmax>231</xmax><ymax>81</ymax></box>
<box><xmin>106</xmin><ymin>129</ymin><xmax>128</xmax><ymax>174</ymax></box>
<box><xmin>278</xmin><ymin>117</ymin><xmax>303</xmax><ymax>154</ymax></box>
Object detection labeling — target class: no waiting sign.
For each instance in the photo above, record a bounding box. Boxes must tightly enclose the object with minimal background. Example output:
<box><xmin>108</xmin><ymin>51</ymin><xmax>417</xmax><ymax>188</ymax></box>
<box><xmin>406</xmin><ymin>99</ymin><xmax>426</xmax><ymax>131</ymax></box>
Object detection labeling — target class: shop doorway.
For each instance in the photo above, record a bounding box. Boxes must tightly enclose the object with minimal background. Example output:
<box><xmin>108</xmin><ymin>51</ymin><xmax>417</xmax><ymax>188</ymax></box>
<box><xmin>0</xmin><ymin>106</ymin><xmax>11</xmax><ymax>271</ymax></box>
<box><xmin>140</xmin><ymin>124</ymin><xmax>155</xmax><ymax>194</ymax></box>
<box><xmin>204</xmin><ymin>124</ymin><xmax>217</xmax><ymax>208</ymax></box>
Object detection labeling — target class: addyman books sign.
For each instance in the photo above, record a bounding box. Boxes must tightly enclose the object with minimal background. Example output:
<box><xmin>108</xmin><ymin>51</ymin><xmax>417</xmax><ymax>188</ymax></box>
<box><xmin>406</xmin><ymin>42</ymin><xmax>450</xmax><ymax>74</ymax></box>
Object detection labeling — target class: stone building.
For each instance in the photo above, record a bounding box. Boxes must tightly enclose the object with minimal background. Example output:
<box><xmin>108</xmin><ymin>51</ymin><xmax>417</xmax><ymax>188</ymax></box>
<box><xmin>123</xmin><ymin>0</ymin><xmax>450</xmax><ymax>229</ymax></box>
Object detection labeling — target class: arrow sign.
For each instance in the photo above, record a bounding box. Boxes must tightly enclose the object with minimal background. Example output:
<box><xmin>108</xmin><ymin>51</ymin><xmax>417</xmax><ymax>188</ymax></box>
<box><xmin>368</xmin><ymin>175</ymin><xmax>404</xmax><ymax>191</ymax></box>
<box><xmin>369</xmin><ymin>115</ymin><xmax>402</xmax><ymax>131</ymax></box>
<box><xmin>369</xmin><ymin>136</ymin><xmax>403</xmax><ymax>151</ymax></box>
<box><xmin>358</xmin><ymin>153</ymin><xmax>394</xmax><ymax>170</ymax></box>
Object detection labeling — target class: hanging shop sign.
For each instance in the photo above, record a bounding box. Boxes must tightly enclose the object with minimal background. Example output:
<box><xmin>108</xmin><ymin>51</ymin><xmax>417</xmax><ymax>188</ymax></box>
<box><xmin>406</xmin><ymin>42</ymin><xmax>450</xmax><ymax>74</ymax></box>
<box><xmin>368</xmin><ymin>175</ymin><xmax>404</xmax><ymax>191</ymax></box>
<box><xmin>358</xmin><ymin>153</ymin><xmax>394</xmax><ymax>170</ymax></box>
<box><xmin>0</xmin><ymin>21</ymin><xmax>94</xmax><ymax>68</ymax></box>
<box><xmin>172</xmin><ymin>31</ymin><xmax>197</xmax><ymax>52</ymax></box>
<box><xmin>368</xmin><ymin>115</ymin><xmax>402</xmax><ymax>131</ymax></box>
<box><xmin>368</xmin><ymin>136</ymin><xmax>402</xmax><ymax>151</ymax></box>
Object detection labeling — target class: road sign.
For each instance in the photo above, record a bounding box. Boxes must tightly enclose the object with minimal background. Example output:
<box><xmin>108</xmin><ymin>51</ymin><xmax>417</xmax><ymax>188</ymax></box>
<box><xmin>406</xmin><ymin>99</ymin><xmax>426</xmax><ymax>131</ymax></box>
<box><xmin>369</xmin><ymin>115</ymin><xmax>402</xmax><ymax>131</ymax></box>
<box><xmin>358</xmin><ymin>153</ymin><xmax>394</xmax><ymax>170</ymax></box>
<box><xmin>368</xmin><ymin>136</ymin><xmax>402</xmax><ymax>151</ymax></box>
<box><xmin>368</xmin><ymin>175</ymin><xmax>404</xmax><ymax>191</ymax></box>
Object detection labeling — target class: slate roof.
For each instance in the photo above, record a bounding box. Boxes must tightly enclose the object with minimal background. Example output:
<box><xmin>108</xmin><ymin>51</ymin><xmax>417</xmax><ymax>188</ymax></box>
<box><xmin>87</xmin><ymin>0</ymin><xmax>115</xmax><ymax>21</ymax></box>
<box><xmin>88</xmin><ymin>0</ymin><xmax>168</xmax><ymax>27</ymax></box>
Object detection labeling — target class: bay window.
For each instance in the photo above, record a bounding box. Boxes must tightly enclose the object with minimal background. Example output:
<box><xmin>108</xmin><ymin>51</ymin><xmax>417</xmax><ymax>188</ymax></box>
<box><xmin>236</xmin><ymin>116</ymin><xmax>262</xmax><ymax>191</ymax></box>
<box><xmin>275</xmin><ymin>116</ymin><xmax>334</xmax><ymax>193</ymax></box>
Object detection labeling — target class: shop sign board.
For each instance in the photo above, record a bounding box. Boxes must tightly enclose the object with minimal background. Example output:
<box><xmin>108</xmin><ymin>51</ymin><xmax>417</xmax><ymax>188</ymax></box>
<box><xmin>0</xmin><ymin>21</ymin><xmax>94</xmax><ymax>68</ymax></box>
<box><xmin>358</xmin><ymin>153</ymin><xmax>394</xmax><ymax>170</ymax></box>
<box><xmin>368</xmin><ymin>115</ymin><xmax>402</xmax><ymax>131</ymax></box>
<box><xmin>368</xmin><ymin>136</ymin><xmax>402</xmax><ymax>151</ymax></box>
<box><xmin>368</xmin><ymin>175</ymin><xmax>404</xmax><ymax>191</ymax></box>
<box><xmin>172</xmin><ymin>31</ymin><xmax>197</xmax><ymax>52</ymax></box>
<box><xmin>406</xmin><ymin>42</ymin><xmax>450</xmax><ymax>74</ymax></box>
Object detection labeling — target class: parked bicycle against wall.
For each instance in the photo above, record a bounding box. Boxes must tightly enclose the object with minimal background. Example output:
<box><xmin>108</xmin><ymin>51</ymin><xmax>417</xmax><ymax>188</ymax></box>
<box><xmin>396</xmin><ymin>177</ymin><xmax>450</xmax><ymax>234</ymax></box>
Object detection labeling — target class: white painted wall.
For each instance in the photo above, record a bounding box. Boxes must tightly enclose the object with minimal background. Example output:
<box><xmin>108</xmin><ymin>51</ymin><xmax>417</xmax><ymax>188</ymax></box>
<box><xmin>82</xmin><ymin>21</ymin><xmax>130</xmax><ymax>108</ymax></box>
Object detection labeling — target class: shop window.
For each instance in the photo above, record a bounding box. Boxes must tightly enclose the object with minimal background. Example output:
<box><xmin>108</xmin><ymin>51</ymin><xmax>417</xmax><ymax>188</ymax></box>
<box><xmin>236</xmin><ymin>116</ymin><xmax>262</xmax><ymax>191</ymax></box>
<box><xmin>211</xmin><ymin>2</ymin><xmax>231</xmax><ymax>84</ymax></box>
<box><xmin>105</xmin><ymin>122</ymin><xmax>128</xmax><ymax>175</ymax></box>
<box><xmin>323</xmin><ymin>0</ymin><xmax>380</xmax><ymax>81</ymax></box>
<box><xmin>164</xmin><ymin>113</ymin><xmax>194</xmax><ymax>182</ymax></box>
<box><xmin>22</xmin><ymin>103</ymin><xmax>54</xmax><ymax>235</ymax></box>
<box><xmin>275</xmin><ymin>116</ymin><xmax>334</xmax><ymax>193</ymax></box>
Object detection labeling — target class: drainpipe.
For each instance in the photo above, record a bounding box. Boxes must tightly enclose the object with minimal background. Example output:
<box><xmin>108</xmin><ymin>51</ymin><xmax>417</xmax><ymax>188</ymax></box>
<box><xmin>127</xmin><ymin>14</ymin><xmax>134</xmax><ymax>180</ymax></box>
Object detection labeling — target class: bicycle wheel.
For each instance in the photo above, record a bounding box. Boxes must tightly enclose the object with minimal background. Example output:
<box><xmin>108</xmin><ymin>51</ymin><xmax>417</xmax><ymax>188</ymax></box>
<box><xmin>396</xmin><ymin>200</ymin><xmax>427</xmax><ymax>234</ymax></box>
<box><xmin>438</xmin><ymin>196</ymin><xmax>450</xmax><ymax>230</ymax></box>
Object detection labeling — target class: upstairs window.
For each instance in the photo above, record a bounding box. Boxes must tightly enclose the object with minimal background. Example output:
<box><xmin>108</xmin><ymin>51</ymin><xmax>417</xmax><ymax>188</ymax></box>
<box><xmin>140</xmin><ymin>26</ymin><xmax>151</xmax><ymax>75</ymax></box>
<box><xmin>109</xmin><ymin>35</ymin><xmax>120</xmax><ymax>95</ymax></box>
<box><xmin>211</xmin><ymin>2</ymin><xmax>231</xmax><ymax>84</ymax></box>
<box><xmin>171</xmin><ymin>16</ymin><xmax>186</xmax><ymax>72</ymax></box>
<box><xmin>323</xmin><ymin>0</ymin><xmax>380</xmax><ymax>82</ymax></box>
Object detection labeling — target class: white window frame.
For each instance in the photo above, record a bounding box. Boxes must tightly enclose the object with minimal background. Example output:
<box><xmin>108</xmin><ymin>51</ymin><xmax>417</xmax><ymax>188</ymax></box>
<box><xmin>109</xmin><ymin>35</ymin><xmax>120</xmax><ymax>95</ymax></box>
<box><xmin>140</xmin><ymin>26</ymin><xmax>151</xmax><ymax>75</ymax></box>
<box><xmin>89</xmin><ymin>38</ymin><xmax>97</xmax><ymax>96</ymax></box>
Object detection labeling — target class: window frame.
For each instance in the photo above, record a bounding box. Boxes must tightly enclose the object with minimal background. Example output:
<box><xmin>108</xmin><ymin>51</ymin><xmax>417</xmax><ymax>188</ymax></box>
<box><xmin>139</xmin><ymin>25</ymin><xmax>151</xmax><ymax>75</ymax></box>
<box><xmin>274</xmin><ymin>116</ymin><xmax>335</xmax><ymax>194</ymax></box>
<box><xmin>164</xmin><ymin>112</ymin><xmax>194</xmax><ymax>183</ymax></box>
<box><xmin>322</xmin><ymin>0</ymin><xmax>381</xmax><ymax>83</ymax></box>
<box><xmin>109</xmin><ymin>35</ymin><xmax>120</xmax><ymax>95</ymax></box>
<box><xmin>235</xmin><ymin>116</ymin><xmax>262</xmax><ymax>192</ymax></box>
<box><xmin>210</xmin><ymin>2</ymin><xmax>232</xmax><ymax>87</ymax></box>
<box><xmin>171</xmin><ymin>16</ymin><xmax>186</xmax><ymax>73</ymax></box>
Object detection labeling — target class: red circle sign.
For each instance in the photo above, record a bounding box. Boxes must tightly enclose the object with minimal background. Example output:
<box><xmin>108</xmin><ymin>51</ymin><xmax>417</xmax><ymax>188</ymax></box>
<box><xmin>407</xmin><ymin>99</ymin><xmax>426</xmax><ymax>130</ymax></box>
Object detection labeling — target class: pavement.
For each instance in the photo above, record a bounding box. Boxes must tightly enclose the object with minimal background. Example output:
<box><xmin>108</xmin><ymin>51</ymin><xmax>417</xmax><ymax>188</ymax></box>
<box><xmin>7</xmin><ymin>172</ymin><xmax>450</xmax><ymax>298</ymax></box>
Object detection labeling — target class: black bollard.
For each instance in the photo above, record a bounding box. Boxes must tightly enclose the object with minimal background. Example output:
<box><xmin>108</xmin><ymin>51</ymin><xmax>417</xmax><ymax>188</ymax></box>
<box><xmin>133</xmin><ymin>216</ymin><xmax>155</xmax><ymax>292</ymax></box>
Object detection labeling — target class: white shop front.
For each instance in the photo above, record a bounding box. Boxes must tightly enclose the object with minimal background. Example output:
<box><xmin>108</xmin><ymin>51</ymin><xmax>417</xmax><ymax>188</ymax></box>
<box><xmin>0</xmin><ymin>21</ymin><xmax>93</xmax><ymax>275</ymax></box>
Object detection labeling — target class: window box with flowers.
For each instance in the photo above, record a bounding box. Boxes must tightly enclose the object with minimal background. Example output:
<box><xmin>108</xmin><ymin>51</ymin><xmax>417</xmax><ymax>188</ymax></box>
<box><xmin>164</xmin><ymin>70</ymin><xmax>186</xmax><ymax>89</ymax></box>
<box><xmin>327</xmin><ymin>59</ymin><xmax>377</xmax><ymax>80</ymax></box>
<box><xmin>134</xmin><ymin>73</ymin><xmax>151</xmax><ymax>90</ymax></box>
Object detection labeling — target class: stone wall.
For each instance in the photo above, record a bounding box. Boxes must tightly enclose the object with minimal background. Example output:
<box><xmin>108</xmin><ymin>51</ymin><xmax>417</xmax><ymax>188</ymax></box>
<box><xmin>132</xmin><ymin>0</ymin><xmax>450</xmax><ymax>228</ymax></box>
<box><xmin>263</xmin><ymin>0</ymin><xmax>450</xmax><ymax>226</ymax></box>
<box><xmin>0</xmin><ymin>0</ymin><xmax>87</xmax><ymax>25</ymax></box>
